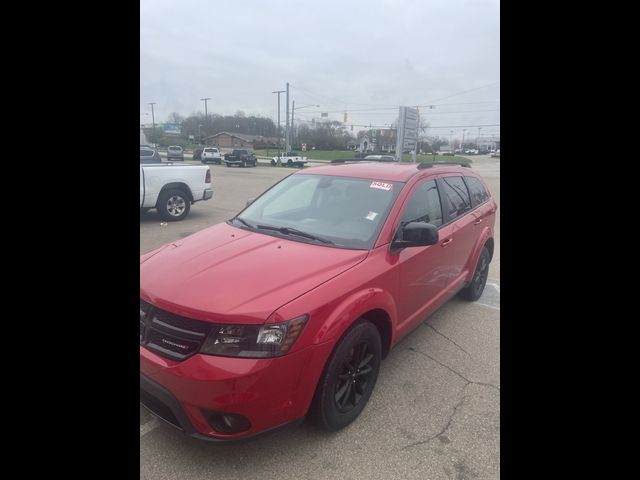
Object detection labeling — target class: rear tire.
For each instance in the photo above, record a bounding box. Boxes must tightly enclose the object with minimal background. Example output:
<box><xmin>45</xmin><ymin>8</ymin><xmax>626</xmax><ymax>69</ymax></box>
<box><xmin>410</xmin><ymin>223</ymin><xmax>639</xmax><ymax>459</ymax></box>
<box><xmin>157</xmin><ymin>189</ymin><xmax>190</xmax><ymax>222</ymax></box>
<box><xmin>310</xmin><ymin>321</ymin><xmax>381</xmax><ymax>431</ymax></box>
<box><xmin>459</xmin><ymin>246</ymin><xmax>490</xmax><ymax>301</ymax></box>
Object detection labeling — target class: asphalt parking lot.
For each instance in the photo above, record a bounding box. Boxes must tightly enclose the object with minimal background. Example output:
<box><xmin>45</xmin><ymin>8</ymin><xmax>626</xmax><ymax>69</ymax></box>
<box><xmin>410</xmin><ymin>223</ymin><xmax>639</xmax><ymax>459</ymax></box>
<box><xmin>140</xmin><ymin>156</ymin><xmax>500</xmax><ymax>480</ymax></box>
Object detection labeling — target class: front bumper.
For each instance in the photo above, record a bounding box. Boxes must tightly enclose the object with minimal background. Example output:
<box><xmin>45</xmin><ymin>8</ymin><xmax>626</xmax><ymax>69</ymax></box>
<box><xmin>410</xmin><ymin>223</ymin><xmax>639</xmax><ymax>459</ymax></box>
<box><xmin>140</xmin><ymin>372</ymin><xmax>303</xmax><ymax>442</ymax></box>
<box><xmin>140</xmin><ymin>342</ymin><xmax>333</xmax><ymax>440</ymax></box>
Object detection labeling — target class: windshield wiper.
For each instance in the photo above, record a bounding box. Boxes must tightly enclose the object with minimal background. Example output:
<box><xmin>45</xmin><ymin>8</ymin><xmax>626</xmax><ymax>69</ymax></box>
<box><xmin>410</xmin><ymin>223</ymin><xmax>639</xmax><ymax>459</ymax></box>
<box><xmin>231</xmin><ymin>217</ymin><xmax>255</xmax><ymax>229</ymax></box>
<box><xmin>255</xmin><ymin>224</ymin><xmax>334</xmax><ymax>245</ymax></box>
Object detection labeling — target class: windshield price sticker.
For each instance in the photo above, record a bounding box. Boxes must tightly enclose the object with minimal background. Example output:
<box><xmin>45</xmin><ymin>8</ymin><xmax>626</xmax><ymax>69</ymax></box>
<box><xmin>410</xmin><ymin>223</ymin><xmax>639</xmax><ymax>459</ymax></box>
<box><xmin>370</xmin><ymin>181</ymin><xmax>392</xmax><ymax>191</ymax></box>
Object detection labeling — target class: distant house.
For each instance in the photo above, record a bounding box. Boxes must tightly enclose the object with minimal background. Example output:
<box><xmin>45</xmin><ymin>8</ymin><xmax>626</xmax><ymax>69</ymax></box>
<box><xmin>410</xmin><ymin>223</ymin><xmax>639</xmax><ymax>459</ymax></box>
<box><xmin>203</xmin><ymin>132</ymin><xmax>279</xmax><ymax>149</ymax></box>
<box><xmin>356</xmin><ymin>129</ymin><xmax>396</xmax><ymax>153</ymax></box>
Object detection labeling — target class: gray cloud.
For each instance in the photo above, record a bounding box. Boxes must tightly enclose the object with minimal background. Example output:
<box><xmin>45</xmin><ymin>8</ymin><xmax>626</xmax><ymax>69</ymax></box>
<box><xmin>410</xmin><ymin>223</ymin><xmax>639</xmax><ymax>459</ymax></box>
<box><xmin>141</xmin><ymin>0</ymin><xmax>499</xmax><ymax>137</ymax></box>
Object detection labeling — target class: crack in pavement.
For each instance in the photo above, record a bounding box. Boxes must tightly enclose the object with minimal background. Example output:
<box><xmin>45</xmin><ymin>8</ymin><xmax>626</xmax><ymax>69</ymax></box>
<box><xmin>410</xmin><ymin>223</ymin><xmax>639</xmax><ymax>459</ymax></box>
<box><xmin>401</xmin><ymin>394</ymin><xmax>470</xmax><ymax>451</ymax></box>
<box><xmin>400</xmin><ymin>347</ymin><xmax>500</xmax><ymax>452</ymax></box>
<box><xmin>408</xmin><ymin>347</ymin><xmax>500</xmax><ymax>392</ymax></box>
<box><xmin>423</xmin><ymin>322</ymin><xmax>471</xmax><ymax>357</ymax></box>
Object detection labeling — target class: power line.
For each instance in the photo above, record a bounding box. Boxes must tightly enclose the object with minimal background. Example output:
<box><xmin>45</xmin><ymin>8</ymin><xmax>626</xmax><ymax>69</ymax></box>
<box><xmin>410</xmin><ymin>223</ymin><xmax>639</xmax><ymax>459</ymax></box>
<box><xmin>291</xmin><ymin>82</ymin><xmax>500</xmax><ymax>109</ymax></box>
<box><xmin>420</xmin><ymin>81</ymin><xmax>500</xmax><ymax>104</ymax></box>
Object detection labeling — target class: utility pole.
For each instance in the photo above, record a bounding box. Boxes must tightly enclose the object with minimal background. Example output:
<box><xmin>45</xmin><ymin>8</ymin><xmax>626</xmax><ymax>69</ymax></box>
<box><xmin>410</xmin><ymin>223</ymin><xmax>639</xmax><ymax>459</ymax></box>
<box><xmin>291</xmin><ymin>100</ymin><xmax>295</xmax><ymax>149</ymax></box>
<box><xmin>272</xmin><ymin>90</ymin><xmax>285</xmax><ymax>152</ymax></box>
<box><xmin>477</xmin><ymin>127</ymin><xmax>482</xmax><ymax>150</ymax></box>
<box><xmin>285</xmin><ymin>83</ymin><xmax>290</xmax><ymax>153</ymax></box>
<box><xmin>148</xmin><ymin>102</ymin><xmax>156</xmax><ymax>129</ymax></box>
<box><xmin>462</xmin><ymin>129</ymin><xmax>466</xmax><ymax>150</ymax></box>
<box><xmin>201</xmin><ymin>97</ymin><xmax>211</xmax><ymax>119</ymax></box>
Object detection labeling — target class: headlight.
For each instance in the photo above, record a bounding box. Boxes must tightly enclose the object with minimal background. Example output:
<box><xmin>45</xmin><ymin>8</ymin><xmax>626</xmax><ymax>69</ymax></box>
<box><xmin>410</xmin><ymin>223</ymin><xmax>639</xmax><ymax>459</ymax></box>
<box><xmin>200</xmin><ymin>315</ymin><xmax>308</xmax><ymax>358</ymax></box>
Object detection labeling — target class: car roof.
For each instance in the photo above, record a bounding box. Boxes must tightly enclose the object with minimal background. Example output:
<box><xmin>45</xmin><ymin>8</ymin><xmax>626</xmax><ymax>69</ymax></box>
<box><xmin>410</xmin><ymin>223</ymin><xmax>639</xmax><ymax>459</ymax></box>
<box><xmin>300</xmin><ymin>161</ymin><xmax>475</xmax><ymax>182</ymax></box>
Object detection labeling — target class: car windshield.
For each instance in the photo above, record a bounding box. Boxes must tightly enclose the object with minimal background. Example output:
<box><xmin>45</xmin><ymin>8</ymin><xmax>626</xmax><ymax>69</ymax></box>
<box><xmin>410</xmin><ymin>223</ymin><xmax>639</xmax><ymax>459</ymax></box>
<box><xmin>203</xmin><ymin>148</ymin><xmax>215</xmax><ymax>152</ymax></box>
<box><xmin>235</xmin><ymin>174</ymin><xmax>403</xmax><ymax>250</ymax></box>
<box><xmin>140</xmin><ymin>149</ymin><xmax>154</xmax><ymax>156</ymax></box>
<box><xmin>168</xmin><ymin>146</ymin><xmax>181</xmax><ymax>151</ymax></box>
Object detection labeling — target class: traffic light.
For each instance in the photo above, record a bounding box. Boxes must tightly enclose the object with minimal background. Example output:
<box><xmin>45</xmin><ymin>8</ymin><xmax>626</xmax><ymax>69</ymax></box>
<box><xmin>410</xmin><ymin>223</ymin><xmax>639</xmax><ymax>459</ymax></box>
<box><xmin>343</xmin><ymin>112</ymin><xmax>348</xmax><ymax>123</ymax></box>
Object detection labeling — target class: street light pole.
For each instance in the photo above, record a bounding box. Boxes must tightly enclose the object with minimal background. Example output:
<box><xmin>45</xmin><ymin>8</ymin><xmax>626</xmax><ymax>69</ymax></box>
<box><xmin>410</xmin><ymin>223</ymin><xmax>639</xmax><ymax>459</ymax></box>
<box><xmin>291</xmin><ymin>103</ymin><xmax>319</xmax><ymax>151</ymax></box>
<box><xmin>198</xmin><ymin>124</ymin><xmax>203</xmax><ymax>144</ymax></box>
<box><xmin>285</xmin><ymin>83</ymin><xmax>290</xmax><ymax>153</ymax></box>
<box><xmin>477</xmin><ymin>127</ymin><xmax>482</xmax><ymax>150</ymax></box>
<box><xmin>272</xmin><ymin>90</ymin><xmax>285</xmax><ymax>152</ymax></box>
<box><xmin>148</xmin><ymin>102</ymin><xmax>156</xmax><ymax>129</ymax></box>
<box><xmin>462</xmin><ymin>129</ymin><xmax>466</xmax><ymax>150</ymax></box>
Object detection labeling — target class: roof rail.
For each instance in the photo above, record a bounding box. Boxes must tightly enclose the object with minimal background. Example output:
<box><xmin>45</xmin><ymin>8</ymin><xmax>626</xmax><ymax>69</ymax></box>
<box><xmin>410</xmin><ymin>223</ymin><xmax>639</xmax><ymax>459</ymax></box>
<box><xmin>330</xmin><ymin>158</ymin><xmax>398</xmax><ymax>164</ymax></box>
<box><xmin>417</xmin><ymin>161</ymin><xmax>471</xmax><ymax>169</ymax></box>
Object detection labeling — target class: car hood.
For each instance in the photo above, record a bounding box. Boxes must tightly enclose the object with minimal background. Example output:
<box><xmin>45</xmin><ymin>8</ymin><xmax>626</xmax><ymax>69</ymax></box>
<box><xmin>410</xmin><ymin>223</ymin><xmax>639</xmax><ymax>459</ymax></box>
<box><xmin>140</xmin><ymin>222</ymin><xmax>368</xmax><ymax>324</ymax></box>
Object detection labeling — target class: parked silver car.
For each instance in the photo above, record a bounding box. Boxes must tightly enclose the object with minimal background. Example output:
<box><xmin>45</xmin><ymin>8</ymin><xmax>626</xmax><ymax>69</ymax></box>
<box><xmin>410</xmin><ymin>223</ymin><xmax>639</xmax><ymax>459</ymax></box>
<box><xmin>167</xmin><ymin>145</ymin><xmax>184</xmax><ymax>161</ymax></box>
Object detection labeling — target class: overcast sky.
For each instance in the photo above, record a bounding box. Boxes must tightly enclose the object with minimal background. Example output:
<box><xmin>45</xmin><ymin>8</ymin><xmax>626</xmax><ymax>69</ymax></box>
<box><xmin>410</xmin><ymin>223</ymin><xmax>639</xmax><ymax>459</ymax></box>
<box><xmin>141</xmin><ymin>0</ymin><xmax>500</xmax><ymax>138</ymax></box>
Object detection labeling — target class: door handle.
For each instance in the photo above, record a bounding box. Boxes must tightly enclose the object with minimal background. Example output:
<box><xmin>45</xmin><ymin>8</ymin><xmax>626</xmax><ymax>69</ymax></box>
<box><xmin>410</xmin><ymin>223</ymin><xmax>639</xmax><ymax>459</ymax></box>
<box><xmin>473</xmin><ymin>218</ymin><xmax>483</xmax><ymax>225</ymax></box>
<box><xmin>441</xmin><ymin>238</ymin><xmax>453</xmax><ymax>247</ymax></box>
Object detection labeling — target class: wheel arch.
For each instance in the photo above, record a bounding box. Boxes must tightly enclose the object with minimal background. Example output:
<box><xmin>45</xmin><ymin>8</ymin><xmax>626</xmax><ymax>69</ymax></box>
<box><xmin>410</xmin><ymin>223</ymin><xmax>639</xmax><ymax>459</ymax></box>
<box><xmin>157</xmin><ymin>182</ymin><xmax>194</xmax><ymax>205</ymax></box>
<box><xmin>464</xmin><ymin>228</ymin><xmax>494</xmax><ymax>283</ymax></box>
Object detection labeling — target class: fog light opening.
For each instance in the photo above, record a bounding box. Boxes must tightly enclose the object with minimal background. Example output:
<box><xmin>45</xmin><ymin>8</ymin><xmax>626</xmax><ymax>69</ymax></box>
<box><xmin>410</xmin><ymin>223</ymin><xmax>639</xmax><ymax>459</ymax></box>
<box><xmin>204</xmin><ymin>411</ymin><xmax>251</xmax><ymax>434</ymax></box>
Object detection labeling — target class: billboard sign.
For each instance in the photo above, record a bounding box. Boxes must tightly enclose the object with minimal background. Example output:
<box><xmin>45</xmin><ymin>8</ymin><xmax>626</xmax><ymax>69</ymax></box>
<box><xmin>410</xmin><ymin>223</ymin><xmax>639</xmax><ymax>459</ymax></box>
<box><xmin>395</xmin><ymin>107</ymin><xmax>418</xmax><ymax>160</ymax></box>
<box><xmin>162</xmin><ymin>123</ymin><xmax>182</xmax><ymax>135</ymax></box>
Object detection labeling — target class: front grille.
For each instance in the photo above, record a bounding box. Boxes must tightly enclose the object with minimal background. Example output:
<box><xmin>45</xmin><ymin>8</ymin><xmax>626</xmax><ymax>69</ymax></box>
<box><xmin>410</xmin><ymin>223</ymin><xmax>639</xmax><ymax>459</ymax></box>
<box><xmin>140</xmin><ymin>299</ymin><xmax>210</xmax><ymax>361</ymax></box>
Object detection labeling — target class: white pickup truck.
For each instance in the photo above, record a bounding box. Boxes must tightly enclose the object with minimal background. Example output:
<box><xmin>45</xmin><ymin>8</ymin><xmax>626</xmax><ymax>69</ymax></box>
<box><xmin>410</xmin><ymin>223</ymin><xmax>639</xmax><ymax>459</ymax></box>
<box><xmin>140</xmin><ymin>163</ymin><xmax>212</xmax><ymax>221</ymax></box>
<box><xmin>270</xmin><ymin>151</ymin><xmax>308</xmax><ymax>168</ymax></box>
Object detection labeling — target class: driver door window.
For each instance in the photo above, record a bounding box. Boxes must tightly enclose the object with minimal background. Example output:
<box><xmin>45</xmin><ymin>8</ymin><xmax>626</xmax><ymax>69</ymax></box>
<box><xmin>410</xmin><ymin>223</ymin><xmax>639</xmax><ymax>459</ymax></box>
<box><xmin>400</xmin><ymin>179</ymin><xmax>443</xmax><ymax>228</ymax></box>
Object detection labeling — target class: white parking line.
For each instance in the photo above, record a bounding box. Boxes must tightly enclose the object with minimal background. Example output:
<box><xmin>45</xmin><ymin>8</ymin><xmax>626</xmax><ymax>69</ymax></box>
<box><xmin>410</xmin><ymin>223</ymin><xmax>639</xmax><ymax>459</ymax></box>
<box><xmin>140</xmin><ymin>418</ymin><xmax>161</xmax><ymax>437</ymax></box>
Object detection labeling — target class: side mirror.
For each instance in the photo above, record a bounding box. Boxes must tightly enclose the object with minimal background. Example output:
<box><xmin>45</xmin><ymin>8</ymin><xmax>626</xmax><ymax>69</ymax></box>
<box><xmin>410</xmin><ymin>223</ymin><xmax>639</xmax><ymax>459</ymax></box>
<box><xmin>391</xmin><ymin>222</ymin><xmax>439</xmax><ymax>251</ymax></box>
<box><xmin>246</xmin><ymin>197</ymin><xmax>256</xmax><ymax>207</ymax></box>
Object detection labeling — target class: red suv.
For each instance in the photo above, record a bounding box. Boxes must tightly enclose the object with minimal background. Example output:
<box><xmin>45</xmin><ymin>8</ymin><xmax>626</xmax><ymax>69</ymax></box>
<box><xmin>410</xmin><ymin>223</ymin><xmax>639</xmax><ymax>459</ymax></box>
<box><xmin>140</xmin><ymin>161</ymin><xmax>497</xmax><ymax>441</ymax></box>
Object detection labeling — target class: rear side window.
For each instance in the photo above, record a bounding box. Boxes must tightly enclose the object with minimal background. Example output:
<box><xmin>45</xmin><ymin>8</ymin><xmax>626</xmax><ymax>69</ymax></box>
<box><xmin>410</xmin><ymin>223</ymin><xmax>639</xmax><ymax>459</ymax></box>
<box><xmin>400</xmin><ymin>180</ymin><xmax>443</xmax><ymax>228</ymax></box>
<box><xmin>464</xmin><ymin>176</ymin><xmax>489</xmax><ymax>207</ymax></box>
<box><xmin>440</xmin><ymin>176</ymin><xmax>471</xmax><ymax>220</ymax></box>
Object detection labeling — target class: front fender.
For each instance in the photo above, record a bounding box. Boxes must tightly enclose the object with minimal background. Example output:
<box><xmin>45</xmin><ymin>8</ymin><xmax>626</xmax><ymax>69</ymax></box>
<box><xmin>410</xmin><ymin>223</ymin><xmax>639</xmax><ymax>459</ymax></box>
<box><xmin>310</xmin><ymin>288</ymin><xmax>398</xmax><ymax>346</ymax></box>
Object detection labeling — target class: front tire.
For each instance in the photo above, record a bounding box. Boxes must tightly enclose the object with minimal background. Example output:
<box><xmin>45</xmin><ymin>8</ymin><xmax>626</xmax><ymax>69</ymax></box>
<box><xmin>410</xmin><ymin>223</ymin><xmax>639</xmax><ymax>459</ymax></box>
<box><xmin>311</xmin><ymin>321</ymin><xmax>381</xmax><ymax>431</ymax></box>
<box><xmin>157</xmin><ymin>189</ymin><xmax>190</xmax><ymax>221</ymax></box>
<box><xmin>459</xmin><ymin>246</ymin><xmax>490</xmax><ymax>301</ymax></box>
